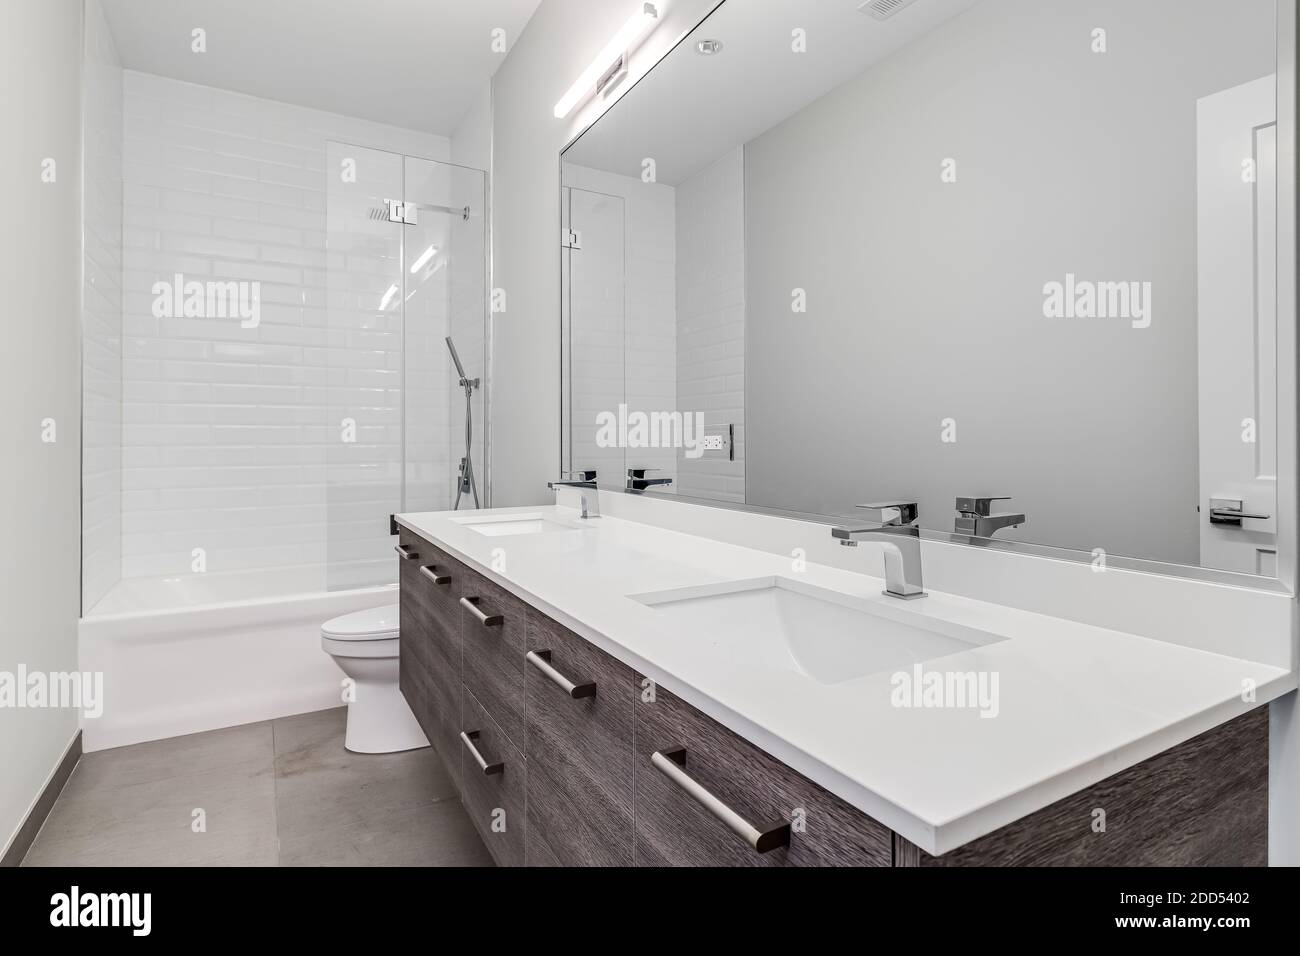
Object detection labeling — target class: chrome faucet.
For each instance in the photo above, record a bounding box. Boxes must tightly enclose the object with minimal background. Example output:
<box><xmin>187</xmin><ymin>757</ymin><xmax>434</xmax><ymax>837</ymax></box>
<box><xmin>548</xmin><ymin>470</ymin><xmax>600</xmax><ymax>519</ymax></box>
<box><xmin>626</xmin><ymin>468</ymin><xmax>673</xmax><ymax>493</ymax></box>
<box><xmin>954</xmin><ymin>496</ymin><xmax>1025</xmax><ymax>538</ymax></box>
<box><xmin>831</xmin><ymin>501</ymin><xmax>925</xmax><ymax>600</ymax></box>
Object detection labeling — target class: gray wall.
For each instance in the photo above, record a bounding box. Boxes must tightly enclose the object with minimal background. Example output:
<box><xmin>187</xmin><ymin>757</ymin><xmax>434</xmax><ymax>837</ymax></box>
<box><xmin>0</xmin><ymin>0</ymin><xmax>84</xmax><ymax>859</ymax></box>
<box><xmin>744</xmin><ymin>0</ymin><xmax>1275</xmax><ymax>564</ymax></box>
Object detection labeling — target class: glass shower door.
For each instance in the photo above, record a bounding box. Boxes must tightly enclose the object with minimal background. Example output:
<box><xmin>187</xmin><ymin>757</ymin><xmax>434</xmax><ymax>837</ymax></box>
<box><xmin>404</xmin><ymin>157</ymin><xmax>487</xmax><ymax>516</ymax></box>
<box><xmin>324</xmin><ymin>146</ymin><xmax>486</xmax><ymax>593</ymax></box>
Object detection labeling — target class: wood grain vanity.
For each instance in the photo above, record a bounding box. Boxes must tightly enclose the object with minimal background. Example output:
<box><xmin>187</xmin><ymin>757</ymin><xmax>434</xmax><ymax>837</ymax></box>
<box><xmin>396</xmin><ymin>525</ymin><xmax>1268</xmax><ymax>867</ymax></box>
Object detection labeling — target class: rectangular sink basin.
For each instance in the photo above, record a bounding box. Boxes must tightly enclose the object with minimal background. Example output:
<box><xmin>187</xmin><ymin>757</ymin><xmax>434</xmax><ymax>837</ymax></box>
<box><xmin>450</xmin><ymin>513</ymin><xmax>580</xmax><ymax>537</ymax></box>
<box><xmin>628</xmin><ymin>576</ymin><xmax>1006</xmax><ymax>685</ymax></box>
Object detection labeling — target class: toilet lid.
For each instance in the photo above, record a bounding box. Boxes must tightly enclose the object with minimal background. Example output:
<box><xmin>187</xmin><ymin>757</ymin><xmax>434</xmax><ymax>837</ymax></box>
<box><xmin>321</xmin><ymin>604</ymin><xmax>400</xmax><ymax>641</ymax></box>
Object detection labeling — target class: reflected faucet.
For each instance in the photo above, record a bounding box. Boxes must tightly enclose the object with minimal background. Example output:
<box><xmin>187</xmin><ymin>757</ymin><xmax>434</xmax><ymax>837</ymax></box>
<box><xmin>831</xmin><ymin>501</ymin><xmax>925</xmax><ymax>600</ymax></box>
<box><xmin>626</xmin><ymin>468</ymin><xmax>673</xmax><ymax>492</ymax></box>
<box><xmin>548</xmin><ymin>470</ymin><xmax>600</xmax><ymax>519</ymax></box>
<box><xmin>954</xmin><ymin>496</ymin><xmax>1025</xmax><ymax>539</ymax></box>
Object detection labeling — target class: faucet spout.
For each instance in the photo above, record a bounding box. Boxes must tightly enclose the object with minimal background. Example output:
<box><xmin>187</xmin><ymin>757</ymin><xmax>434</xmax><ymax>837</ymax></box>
<box><xmin>831</xmin><ymin>501</ymin><xmax>925</xmax><ymax>599</ymax></box>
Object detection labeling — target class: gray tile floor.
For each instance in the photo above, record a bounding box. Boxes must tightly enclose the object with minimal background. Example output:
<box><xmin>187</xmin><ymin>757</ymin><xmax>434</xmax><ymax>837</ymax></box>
<box><xmin>22</xmin><ymin>708</ymin><xmax>494</xmax><ymax>867</ymax></box>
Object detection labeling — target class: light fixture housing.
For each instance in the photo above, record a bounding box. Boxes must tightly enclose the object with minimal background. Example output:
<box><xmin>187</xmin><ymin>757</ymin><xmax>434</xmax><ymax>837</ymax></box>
<box><xmin>553</xmin><ymin>2</ymin><xmax>659</xmax><ymax>119</ymax></box>
<box><xmin>695</xmin><ymin>39</ymin><xmax>723</xmax><ymax>55</ymax></box>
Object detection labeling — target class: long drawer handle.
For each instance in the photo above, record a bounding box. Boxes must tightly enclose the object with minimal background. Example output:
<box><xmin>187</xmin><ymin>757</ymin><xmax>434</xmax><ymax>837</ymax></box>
<box><xmin>394</xmin><ymin>544</ymin><xmax>419</xmax><ymax>560</ymax></box>
<box><xmin>460</xmin><ymin>596</ymin><xmax>503</xmax><ymax>627</ymax></box>
<box><xmin>460</xmin><ymin>730</ymin><xmax>504</xmax><ymax>776</ymax></box>
<box><xmin>419</xmin><ymin>564</ymin><xmax>451</xmax><ymax>585</ymax></box>
<box><xmin>526</xmin><ymin>649</ymin><xmax>597</xmax><ymax>699</ymax></box>
<box><xmin>650</xmin><ymin>747</ymin><xmax>791</xmax><ymax>853</ymax></box>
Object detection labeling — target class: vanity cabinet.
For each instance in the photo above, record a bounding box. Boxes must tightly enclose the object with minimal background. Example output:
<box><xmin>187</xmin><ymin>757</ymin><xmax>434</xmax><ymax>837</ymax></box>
<box><xmin>397</xmin><ymin>525</ymin><xmax>1268</xmax><ymax>868</ymax></box>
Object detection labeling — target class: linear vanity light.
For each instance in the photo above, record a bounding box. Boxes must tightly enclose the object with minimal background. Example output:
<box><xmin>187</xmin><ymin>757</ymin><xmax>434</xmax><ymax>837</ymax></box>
<box><xmin>379</xmin><ymin>283</ymin><xmax>399</xmax><ymax>311</ymax></box>
<box><xmin>553</xmin><ymin>2</ymin><xmax>659</xmax><ymax>119</ymax></box>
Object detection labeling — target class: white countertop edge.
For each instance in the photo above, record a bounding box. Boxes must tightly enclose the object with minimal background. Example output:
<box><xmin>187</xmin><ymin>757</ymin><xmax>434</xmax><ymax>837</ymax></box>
<box><xmin>396</xmin><ymin>513</ymin><xmax>1294</xmax><ymax>857</ymax></box>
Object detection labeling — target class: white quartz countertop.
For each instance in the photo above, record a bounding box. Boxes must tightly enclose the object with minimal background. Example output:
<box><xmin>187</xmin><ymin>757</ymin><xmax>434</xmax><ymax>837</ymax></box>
<box><xmin>397</xmin><ymin>504</ymin><xmax>1293</xmax><ymax>855</ymax></box>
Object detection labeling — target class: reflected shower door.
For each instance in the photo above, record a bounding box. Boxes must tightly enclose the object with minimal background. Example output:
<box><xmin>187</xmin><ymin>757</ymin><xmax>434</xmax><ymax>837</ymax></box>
<box><xmin>562</xmin><ymin>186</ymin><xmax>626</xmax><ymax>483</ymax></box>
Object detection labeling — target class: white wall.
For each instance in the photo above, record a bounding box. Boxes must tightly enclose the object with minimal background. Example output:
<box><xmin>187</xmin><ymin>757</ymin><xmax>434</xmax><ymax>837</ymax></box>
<box><xmin>675</xmin><ymin>147</ymin><xmax>745</xmax><ymax>501</ymax></box>
<box><xmin>118</xmin><ymin>71</ymin><xmax>447</xmax><ymax>584</ymax></box>
<box><xmin>0</xmin><ymin>0</ymin><xmax>83</xmax><ymax>860</ymax></box>
<box><xmin>81</xmin><ymin>0</ymin><xmax>123</xmax><ymax>609</ymax></box>
<box><xmin>488</xmin><ymin>0</ymin><xmax>719</xmax><ymax>506</ymax></box>
<box><xmin>743</xmin><ymin>0</ymin><xmax>1274</xmax><ymax>563</ymax></box>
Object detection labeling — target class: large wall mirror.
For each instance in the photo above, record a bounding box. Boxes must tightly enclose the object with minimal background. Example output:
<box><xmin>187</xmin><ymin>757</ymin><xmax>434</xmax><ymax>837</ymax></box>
<box><xmin>561</xmin><ymin>0</ymin><xmax>1295</xmax><ymax>580</ymax></box>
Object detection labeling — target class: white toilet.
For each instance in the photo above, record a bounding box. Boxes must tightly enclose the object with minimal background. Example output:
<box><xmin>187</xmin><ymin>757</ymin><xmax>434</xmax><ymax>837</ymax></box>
<box><xmin>321</xmin><ymin>604</ymin><xmax>429</xmax><ymax>754</ymax></box>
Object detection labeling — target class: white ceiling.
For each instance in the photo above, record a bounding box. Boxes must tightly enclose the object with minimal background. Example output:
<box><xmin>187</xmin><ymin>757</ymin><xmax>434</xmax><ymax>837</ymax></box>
<box><xmin>565</xmin><ymin>0</ymin><xmax>982</xmax><ymax>185</ymax></box>
<box><xmin>100</xmin><ymin>0</ymin><xmax>541</xmax><ymax>134</ymax></box>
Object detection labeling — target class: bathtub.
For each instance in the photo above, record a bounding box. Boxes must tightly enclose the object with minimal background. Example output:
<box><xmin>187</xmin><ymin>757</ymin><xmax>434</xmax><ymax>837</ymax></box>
<box><xmin>79</xmin><ymin>568</ymin><xmax>397</xmax><ymax>752</ymax></box>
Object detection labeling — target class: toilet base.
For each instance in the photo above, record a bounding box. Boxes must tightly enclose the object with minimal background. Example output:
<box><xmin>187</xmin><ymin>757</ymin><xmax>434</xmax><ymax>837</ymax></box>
<box><xmin>331</xmin><ymin>654</ymin><xmax>429</xmax><ymax>754</ymax></box>
<box><xmin>345</xmin><ymin>676</ymin><xmax>429</xmax><ymax>754</ymax></box>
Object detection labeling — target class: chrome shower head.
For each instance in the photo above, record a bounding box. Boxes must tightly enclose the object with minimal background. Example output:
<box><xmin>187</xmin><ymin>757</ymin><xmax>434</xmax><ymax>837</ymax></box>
<box><xmin>445</xmin><ymin>336</ymin><xmax>468</xmax><ymax>380</ymax></box>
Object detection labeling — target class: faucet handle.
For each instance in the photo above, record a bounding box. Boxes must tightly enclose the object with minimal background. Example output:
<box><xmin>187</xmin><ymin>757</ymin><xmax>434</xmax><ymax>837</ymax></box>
<box><xmin>626</xmin><ymin>468</ymin><xmax>659</xmax><ymax>479</ymax></box>
<box><xmin>955</xmin><ymin>496</ymin><xmax>1010</xmax><ymax>517</ymax></box>
<box><xmin>855</xmin><ymin>501</ymin><xmax>919</xmax><ymax>526</ymax></box>
<box><xmin>563</xmin><ymin>469</ymin><xmax>598</xmax><ymax>482</ymax></box>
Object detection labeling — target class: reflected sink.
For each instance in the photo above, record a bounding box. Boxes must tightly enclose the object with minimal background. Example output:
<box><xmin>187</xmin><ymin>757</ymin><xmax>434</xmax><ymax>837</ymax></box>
<box><xmin>628</xmin><ymin>576</ymin><xmax>1006</xmax><ymax>685</ymax></box>
<box><xmin>451</xmin><ymin>513</ymin><xmax>582</xmax><ymax>537</ymax></box>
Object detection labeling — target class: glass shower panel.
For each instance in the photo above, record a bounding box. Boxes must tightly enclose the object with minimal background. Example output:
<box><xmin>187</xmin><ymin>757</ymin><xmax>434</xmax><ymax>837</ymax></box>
<box><xmin>325</xmin><ymin>147</ymin><xmax>487</xmax><ymax>593</ymax></box>
<box><xmin>404</xmin><ymin>157</ymin><xmax>487</xmax><ymax>514</ymax></box>
<box><xmin>325</xmin><ymin>143</ymin><xmax>405</xmax><ymax>592</ymax></box>
<box><xmin>562</xmin><ymin>186</ymin><xmax>626</xmax><ymax>483</ymax></box>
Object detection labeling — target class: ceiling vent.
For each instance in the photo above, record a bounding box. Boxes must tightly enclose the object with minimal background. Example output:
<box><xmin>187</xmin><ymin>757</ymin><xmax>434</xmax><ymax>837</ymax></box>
<box><xmin>857</xmin><ymin>0</ymin><xmax>920</xmax><ymax>20</ymax></box>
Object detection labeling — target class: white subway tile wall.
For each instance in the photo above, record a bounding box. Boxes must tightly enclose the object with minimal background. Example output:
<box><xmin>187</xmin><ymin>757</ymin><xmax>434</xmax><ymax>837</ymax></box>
<box><xmin>676</xmin><ymin>148</ymin><xmax>746</xmax><ymax>501</ymax></box>
<box><xmin>118</xmin><ymin>71</ymin><xmax>450</xmax><ymax>582</ymax></box>
<box><xmin>81</xmin><ymin>0</ymin><xmax>124</xmax><ymax>611</ymax></box>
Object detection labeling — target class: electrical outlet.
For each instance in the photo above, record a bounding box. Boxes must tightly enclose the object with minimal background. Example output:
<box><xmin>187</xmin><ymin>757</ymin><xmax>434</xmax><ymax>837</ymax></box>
<box><xmin>701</xmin><ymin>434</ymin><xmax>727</xmax><ymax>451</ymax></box>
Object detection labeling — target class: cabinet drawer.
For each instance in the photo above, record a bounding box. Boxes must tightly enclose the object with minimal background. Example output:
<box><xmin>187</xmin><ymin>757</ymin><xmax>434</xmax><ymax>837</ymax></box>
<box><xmin>459</xmin><ymin>568</ymin><xmax>527</xmax><ymax>748</ymax></box>
<box><xmin>460</xmin><ymin>687</ymin><xmax>525</xmax><ymax>867</ymax></box>
<box><xmin>524</xmin><ymin>612</ymin><xmax>635</xmax><ymax>866</ymax></box>
<box><xmin>634</xmin><ymin>680</ymin><xmax>892</xmax><ymax>867</ymax></box>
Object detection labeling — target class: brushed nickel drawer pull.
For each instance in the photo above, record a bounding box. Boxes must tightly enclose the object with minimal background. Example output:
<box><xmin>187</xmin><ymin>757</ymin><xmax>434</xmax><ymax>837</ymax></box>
<box><xmin>419</xmin><ymin>565</ymin><xmax>451</xmax><ymax>585</ymax></box>
<box><xmin>526</xmin><ymin>649</ymin><xmax>597</xmax><ymax>699</ymax></box>
<box><xmin>460</xmin><ymin>596</ymin><xmax>503</xmax><ymax>627</ymax></box>
<box><xmin>651</xmin><ymin>747</ymin><xmax>791</xmax><ymax>853</ymax></box>
<box><xmin>460</xmin><ymin>730</ymin><xmax>504</xmax><ymax>775</ymax></box>
<box><xmin>394</xmin><ymin>544</ymin><xmax>419</xmax><ymax>560</ymax></box>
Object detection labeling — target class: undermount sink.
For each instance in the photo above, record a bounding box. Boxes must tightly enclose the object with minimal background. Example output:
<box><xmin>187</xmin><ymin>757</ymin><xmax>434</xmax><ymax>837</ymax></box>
<box><xmin>628</xmin><ymin>576</ymin><xmax>1006</xmax><ymax>685</ymax></box>
<box><xmin>451</xmin><ymin>513</ymin><xmax>582</xmax><ymax>537</ymax></box>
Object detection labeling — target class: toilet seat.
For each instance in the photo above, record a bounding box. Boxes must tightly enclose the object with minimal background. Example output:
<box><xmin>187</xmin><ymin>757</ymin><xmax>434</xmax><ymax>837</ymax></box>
<box><xmin>321</xmin><ymin>604</ymin><xmax>399</xmax><ymax>642</ymax></box>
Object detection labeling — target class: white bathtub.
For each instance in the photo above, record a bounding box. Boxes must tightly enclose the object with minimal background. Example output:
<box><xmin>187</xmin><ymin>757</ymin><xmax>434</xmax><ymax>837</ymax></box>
<box><xmin>79</xmin><ymin>568</ymin><xmax>397</xmax><ymax>752</ymax></box>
